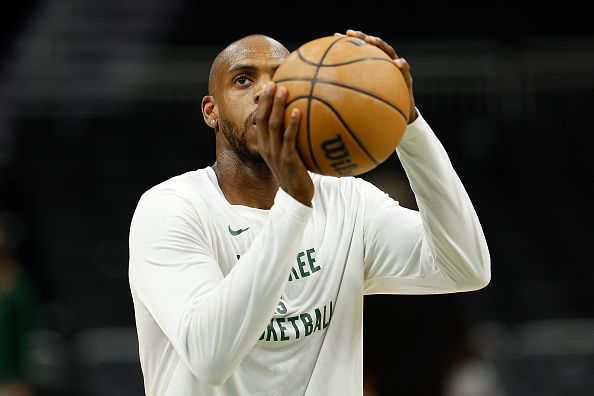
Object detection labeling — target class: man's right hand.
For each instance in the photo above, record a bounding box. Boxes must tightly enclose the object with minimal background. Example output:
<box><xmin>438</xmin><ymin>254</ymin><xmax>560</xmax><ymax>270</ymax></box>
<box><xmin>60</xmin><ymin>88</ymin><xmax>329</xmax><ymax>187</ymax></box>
<box><xmin>255</xmin><ymin>82</ymin><xmax>314</xmax><ymax>207</ymax></box>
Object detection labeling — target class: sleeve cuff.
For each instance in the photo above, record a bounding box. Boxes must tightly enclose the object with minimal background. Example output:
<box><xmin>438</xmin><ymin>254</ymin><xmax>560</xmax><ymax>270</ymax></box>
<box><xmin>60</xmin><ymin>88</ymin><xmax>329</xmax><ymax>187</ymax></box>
<box><xmin>400</xmin><ymin>108</ymin><xmax>432</xmax><ymax>145</ymax></box>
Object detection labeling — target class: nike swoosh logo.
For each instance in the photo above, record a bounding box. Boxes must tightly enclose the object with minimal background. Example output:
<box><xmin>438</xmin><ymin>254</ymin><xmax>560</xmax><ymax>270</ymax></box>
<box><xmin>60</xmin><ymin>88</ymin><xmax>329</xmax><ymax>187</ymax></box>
<box><xmin>228</xmin><ymin>225</ymin><xmax>250</xmax><ymax>236</ymax></box>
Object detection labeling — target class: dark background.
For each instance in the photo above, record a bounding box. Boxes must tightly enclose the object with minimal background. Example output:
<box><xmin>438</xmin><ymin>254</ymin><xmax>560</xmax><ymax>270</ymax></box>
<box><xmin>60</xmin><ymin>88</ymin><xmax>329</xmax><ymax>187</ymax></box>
<box><xmin>1</xmin><ymin>1</ymin><xmax>593</xmax><ymax>395</ymax></box>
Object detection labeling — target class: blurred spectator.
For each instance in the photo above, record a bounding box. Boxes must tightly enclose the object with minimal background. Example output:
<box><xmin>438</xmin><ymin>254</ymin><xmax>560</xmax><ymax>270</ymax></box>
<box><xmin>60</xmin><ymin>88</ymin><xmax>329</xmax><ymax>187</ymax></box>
<box><xmin>0</xmin><ymin>213</ymin><xmax>38</xmax><ymax>396</ymax></box>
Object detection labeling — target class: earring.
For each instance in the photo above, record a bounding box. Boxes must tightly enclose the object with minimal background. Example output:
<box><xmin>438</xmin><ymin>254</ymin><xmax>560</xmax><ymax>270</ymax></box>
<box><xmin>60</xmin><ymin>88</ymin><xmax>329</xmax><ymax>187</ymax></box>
<box><xmin>211</xmin><ymin>119</ymin><xmax>216</xmax><ymax>125</ymax></box>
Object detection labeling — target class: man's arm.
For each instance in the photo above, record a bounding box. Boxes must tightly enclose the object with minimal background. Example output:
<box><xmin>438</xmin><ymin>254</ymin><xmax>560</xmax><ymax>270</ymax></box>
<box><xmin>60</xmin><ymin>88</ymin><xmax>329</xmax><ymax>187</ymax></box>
<box><xmin>363</xmin><ymin>111</ymin><xmax>490</xmax><ymax>294</ymax></box>
<box><xmin>129</xmin><ymin>187</ymin><xmax>311</xmax><ymax>386</ymax></box>
<box><xmin>130</xmin><ymin>81</ymin><xmax>313</xmax><ymax>386</ymax></box>
<box><xmin>336</xmin><ymin>29</ymin><xmax>490</xmax><ymax>294</ymax></box>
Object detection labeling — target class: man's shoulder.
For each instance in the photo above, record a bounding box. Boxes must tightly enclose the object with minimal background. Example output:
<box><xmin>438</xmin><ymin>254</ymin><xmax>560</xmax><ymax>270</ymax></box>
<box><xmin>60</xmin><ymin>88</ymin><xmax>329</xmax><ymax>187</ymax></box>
<box><xmin>130</xmin><ymin>169</ymin><xmax>217</xmax><ymax>234</ymax></box>
<box><xmin>137</xmin><ymin>168</ymin><xmax>215</xmax><ymax>209</ymax></box>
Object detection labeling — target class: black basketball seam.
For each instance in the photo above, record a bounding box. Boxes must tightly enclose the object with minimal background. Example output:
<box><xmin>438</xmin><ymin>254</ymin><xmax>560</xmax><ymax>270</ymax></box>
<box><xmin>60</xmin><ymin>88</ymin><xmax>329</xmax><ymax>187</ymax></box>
<box><xmin>296</xmin><ymin>49</ymin><xmax>394</xmax><ymax>67</ymax></box>
<box><xmin>306</xmin><ymin>36</ymin><xmax>347</xmax><ymax>174</ymax></box>
<box><xmin>286</xmin><ymin>96</ymin><xmax>309</xmax><ymax>107</ymax></box>
<box><xmin>310</xmin><ymin>96</ymin><xmax>379</xmax><ymax>166</ymax></box>
<box><xmin>276</xmin><ymin>78</ymin><xmax>408</xmax><ymax>122</ymax></box>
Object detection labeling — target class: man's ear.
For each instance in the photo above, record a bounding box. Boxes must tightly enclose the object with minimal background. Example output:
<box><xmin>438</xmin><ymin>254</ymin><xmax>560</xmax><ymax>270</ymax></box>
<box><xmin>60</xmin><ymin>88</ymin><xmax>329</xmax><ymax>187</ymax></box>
<box><xmin>202</xmin><ymin>95</ymin><xmax>218</xmax><ymax>129</ymax></box>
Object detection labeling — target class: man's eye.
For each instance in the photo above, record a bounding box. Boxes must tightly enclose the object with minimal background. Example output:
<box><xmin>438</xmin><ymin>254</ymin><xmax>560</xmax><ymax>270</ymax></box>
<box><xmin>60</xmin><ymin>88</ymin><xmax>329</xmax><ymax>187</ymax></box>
<box><xmin>235</xmin><ymin>76</ymin><xmax>251</xmax><ymax>85</ymax></box>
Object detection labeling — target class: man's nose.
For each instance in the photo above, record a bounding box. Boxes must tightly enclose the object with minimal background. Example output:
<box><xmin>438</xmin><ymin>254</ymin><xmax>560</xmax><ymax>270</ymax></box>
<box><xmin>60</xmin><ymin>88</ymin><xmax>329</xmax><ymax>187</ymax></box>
<box><xmin>254</xmin><ymin>80</ymin><xmax>274</xmax><ymax>104</ymax></box>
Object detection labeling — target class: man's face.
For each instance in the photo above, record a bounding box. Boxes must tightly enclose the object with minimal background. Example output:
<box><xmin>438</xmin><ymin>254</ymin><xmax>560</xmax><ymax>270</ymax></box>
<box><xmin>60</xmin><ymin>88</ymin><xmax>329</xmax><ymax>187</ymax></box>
<box><xmin>214</xmin><ymin>36</ymin><xmax>289</xmax><ymax>163</ymax></box>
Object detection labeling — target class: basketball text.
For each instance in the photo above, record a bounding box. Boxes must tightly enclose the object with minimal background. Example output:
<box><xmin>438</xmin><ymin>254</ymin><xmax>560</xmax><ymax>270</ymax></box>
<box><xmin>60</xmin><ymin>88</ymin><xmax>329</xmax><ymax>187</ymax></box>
<box><xmin>320</xmin><ymin>134</ymin><xmax>358</xmax><ymax>175</ymax></box>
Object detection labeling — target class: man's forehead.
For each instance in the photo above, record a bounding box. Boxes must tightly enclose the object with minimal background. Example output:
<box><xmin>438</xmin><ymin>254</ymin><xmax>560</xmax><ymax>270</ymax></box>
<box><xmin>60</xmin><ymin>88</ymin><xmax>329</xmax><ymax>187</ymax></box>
<box><xmin>223</xmin><ymin>37</ymin><xmax>288</xmax><ymax>71</ymax></box>
<box><xmin>208</xmin><ymin>35</ymin><xmax>288</xmax><ymax>94</ymax></box>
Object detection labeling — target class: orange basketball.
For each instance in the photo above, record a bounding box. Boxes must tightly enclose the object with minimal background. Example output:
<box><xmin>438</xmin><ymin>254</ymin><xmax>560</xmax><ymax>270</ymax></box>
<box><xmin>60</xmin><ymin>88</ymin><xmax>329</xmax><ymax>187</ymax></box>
<box><xmin>273</xmin><ymin>35</ymin><xmax>410</xmax><ymax>177</ymax></box>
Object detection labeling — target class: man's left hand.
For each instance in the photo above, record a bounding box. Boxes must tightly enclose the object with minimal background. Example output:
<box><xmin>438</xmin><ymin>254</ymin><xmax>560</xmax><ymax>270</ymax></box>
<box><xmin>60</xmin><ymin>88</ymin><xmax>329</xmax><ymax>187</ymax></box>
<box><xmin>336</xmin><ymin>29</ymin><xmax>418</xmax><ymax>123</ymax></box>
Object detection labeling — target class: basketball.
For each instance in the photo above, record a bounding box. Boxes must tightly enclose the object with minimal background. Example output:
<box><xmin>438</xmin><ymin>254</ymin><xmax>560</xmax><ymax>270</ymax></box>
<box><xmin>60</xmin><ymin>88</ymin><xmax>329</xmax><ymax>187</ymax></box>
<box><xmin>273</xmin><ymin>35</ymin><xmax>410</xmax><ymax>177</ymax></box>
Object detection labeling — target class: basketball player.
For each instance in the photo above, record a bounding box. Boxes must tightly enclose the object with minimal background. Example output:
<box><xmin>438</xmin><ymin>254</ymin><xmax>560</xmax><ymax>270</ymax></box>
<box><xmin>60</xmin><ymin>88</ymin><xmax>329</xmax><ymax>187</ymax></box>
<box><xmin>128</xmin><ymin>29</ymin><xmax>490</xmax><ymax>395</ymax></box>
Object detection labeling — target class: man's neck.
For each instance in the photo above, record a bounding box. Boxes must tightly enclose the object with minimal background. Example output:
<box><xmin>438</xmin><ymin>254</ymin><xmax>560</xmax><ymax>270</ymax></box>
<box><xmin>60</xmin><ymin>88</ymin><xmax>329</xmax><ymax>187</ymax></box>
<box><xmin>212</xmin><ymin>155</ymin><xmax>279</xmax><ymax>210</ymax></box>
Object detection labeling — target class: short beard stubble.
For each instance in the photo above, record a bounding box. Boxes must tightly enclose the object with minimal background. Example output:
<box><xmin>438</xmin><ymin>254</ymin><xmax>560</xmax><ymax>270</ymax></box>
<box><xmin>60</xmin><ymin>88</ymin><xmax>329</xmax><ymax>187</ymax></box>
<box><xmin>219</xmin><ymin>117</ymin><xmax>267</xmax><ymax>167</ymax></box>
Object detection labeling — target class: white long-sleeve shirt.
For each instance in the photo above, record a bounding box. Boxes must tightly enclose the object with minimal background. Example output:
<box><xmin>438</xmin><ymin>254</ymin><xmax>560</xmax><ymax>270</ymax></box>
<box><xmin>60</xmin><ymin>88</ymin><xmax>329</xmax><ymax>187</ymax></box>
<box><xmin>128</xmin><ymin>111</ymin><xmax>490</xmax><ymax>396</ymax></box>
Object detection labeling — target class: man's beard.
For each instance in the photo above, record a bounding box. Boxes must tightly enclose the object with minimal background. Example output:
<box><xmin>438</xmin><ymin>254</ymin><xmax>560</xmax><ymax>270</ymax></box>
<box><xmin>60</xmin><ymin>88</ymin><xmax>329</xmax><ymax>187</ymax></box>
<box><xmin>219</xmin><ymin>117</ymin><xmax>266</xmax><ymax>165</ymax></box>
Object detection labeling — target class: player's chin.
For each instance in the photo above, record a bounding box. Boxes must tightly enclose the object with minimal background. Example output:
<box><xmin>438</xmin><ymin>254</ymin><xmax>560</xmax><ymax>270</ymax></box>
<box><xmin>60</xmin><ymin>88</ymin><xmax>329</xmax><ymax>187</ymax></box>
<box><xmin>248</xmin><ymin>147</ymin><xmax>265</xmax><ymax>163</ymax></box>
<box><xmin>242</xmin><ymin>127</ymin><xmax>265</xmax><ymax>163</ymax></box>
<box><xmin>242</xmin><ymin>147</ymin><xmax>266</xmax><ymax>165</ymax></box>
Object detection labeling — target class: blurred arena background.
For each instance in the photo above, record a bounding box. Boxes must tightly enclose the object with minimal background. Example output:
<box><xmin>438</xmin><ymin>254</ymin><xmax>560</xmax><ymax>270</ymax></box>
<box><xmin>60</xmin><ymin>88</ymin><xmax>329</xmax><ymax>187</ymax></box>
<box><xmin>1</xmin><ymin>1</ymin><xmax>593</xmax><ymax>395</ymax></box>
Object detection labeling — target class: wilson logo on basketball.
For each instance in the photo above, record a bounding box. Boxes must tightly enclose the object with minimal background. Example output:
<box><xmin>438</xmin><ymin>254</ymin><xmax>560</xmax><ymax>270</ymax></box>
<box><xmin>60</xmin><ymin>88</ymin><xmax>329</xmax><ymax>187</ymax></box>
<box><xmin>320</xmin><ymin>135</ymin><xmax>358</xmax><ymax>176</ymax></box>
<box><xmin>273</xmin><ymin>35</ymin><xmax>410</xmax><ymax>177</ymax></box>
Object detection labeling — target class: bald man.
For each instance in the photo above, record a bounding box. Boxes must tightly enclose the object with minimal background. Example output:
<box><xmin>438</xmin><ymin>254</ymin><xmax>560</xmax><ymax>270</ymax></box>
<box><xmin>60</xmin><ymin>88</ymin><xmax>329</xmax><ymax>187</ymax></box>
<box><xmin>128</xmin><ymin>30</ymin><xmax>491</xmax><ymax>396</ymax></box>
